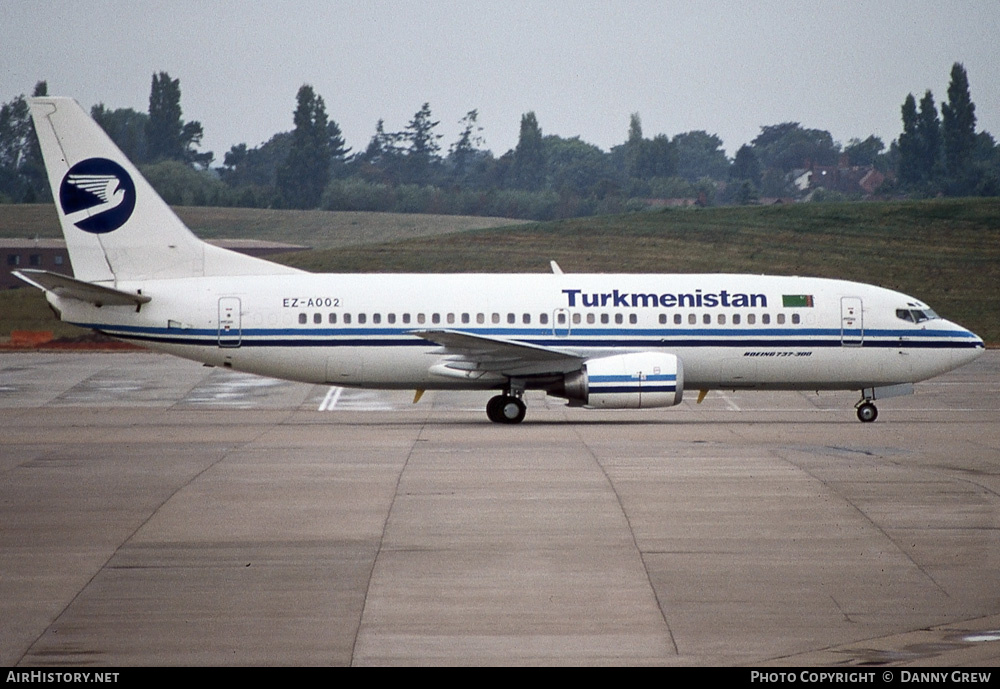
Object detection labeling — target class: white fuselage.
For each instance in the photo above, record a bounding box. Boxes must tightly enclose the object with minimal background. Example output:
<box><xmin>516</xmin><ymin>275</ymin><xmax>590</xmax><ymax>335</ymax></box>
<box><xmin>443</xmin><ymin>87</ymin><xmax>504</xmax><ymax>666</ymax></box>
<box><xmin>51</xmin><ymin>272</ymin><xmax>984</xmax><ymax>393</ymax></box>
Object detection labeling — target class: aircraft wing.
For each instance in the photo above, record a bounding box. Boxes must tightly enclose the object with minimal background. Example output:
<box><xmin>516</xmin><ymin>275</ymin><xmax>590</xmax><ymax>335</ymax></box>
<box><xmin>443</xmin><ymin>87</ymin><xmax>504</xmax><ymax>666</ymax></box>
<box><xmin>411</xmin><ymin>329</ymin><xmax>585</xmax><ymax>377</ymax></box>
<box><xmin>13</xmin><ymin>269</ymin><xmax>151</xmax><ymax>307</ymax></box>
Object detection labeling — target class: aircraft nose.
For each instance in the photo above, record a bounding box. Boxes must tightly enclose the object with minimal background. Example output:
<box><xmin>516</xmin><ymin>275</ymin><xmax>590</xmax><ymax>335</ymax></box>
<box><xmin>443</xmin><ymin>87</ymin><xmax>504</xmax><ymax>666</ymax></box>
<box><xmin>952</xmin><ymin>324</ymin><xmax>985</xmax><ymax>367</ymax></box>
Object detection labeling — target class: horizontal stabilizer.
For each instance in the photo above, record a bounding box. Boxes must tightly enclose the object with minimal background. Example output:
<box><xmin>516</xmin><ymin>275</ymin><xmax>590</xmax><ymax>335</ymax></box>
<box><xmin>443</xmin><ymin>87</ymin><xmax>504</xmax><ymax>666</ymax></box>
<box><xmin>13</xmin><ymin>269</ymin><xmax>151</xmax><ymax>307</ymax></box>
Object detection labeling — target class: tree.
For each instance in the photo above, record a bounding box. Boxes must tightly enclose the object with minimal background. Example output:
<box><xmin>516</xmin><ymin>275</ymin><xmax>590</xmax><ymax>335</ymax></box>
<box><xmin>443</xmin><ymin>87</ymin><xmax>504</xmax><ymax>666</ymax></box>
<box><xmin>672</xmin><ymin>130</ymin><xmax>729</xmax><ymax>182</ymax></box>
<box><xmin>326</xmin><ymin>119</ymin><xmax>350</xmax><ymax>180</ymax></box>
<box><xmin>361</xmin><ymin>119</ymin><xmax>400</xmax><ymax>165</ymax></box>
<box><xmin>278</xmin><ymin>84</ymin><xmax>335</xmax><ymax>208</ymax></box>
<box><xmin>449</xmin><ymin>109</ymin><xmax>486</xmax><ymax>183</ymax></box>
<box><xmin>614</xmin><ymin>114</ymin><xmax>677</xmax><ymax>188</ymax></box>
<box><xmin>544</xmin><ymin>135</ymin><xmax>616</xmax><ymax>197</ymax></box>
<box><xmin>751</xmin><ymin>122</ymin><xmax>839</xmax><ymax>173</ymax></box>
<box><xmin>843</xmin><ymin>136</ymin><xmax>885</xmax><ymax>167</ymax></box>
<box><xmin>971</xmin><ymin>131</ymin><xmax>1000</xmax><ymax>196</ymax></box>
<box><xmin>92</xmin><ymin>104</ymin><xmax>149</xmax><ymax>164</ymax></box>
<box><xmin>645</xmin><ymin>134</ymin><xmax>677</xmax><ymax>179</ymax></box>
<box><xmin>623</xmin><ymin>112</ymin><xmax>646</xmax><ymax>180</ymax></box>
<box><xmin>146</xmin><ymin>72</ymin><xmax>211</xmax><ymax>167</ymax></box>
<box><xmin>897</xmin><ymin>93</ymin><xmax>921</xmax><ymax>185</ymax></box>
<box><xmin>219</xmin><ymin>131</ymin><xmax>293</xmax><ymax>207</ymax></box>
<box><xmin>942</xmin><ymin>62</ymin><xmax>978</xmax><ymax>193</ymax></box>
<box><xmin>513</xmin><ymin>111</ymin><xmax>545</xmax><ymax>190</ymax></box>
<box><xmin>400</xmin><ymin>102</ymin><xmax>442</xmax><ymax>184</ymax></box>
<box><xmin>729</xmin><ymin>144</ymin><xmax>761</xmax><ymax>185</ymax></box>
<box><xmin>142</xmin><ymin>159</ymin><xmax>229</xmax><ymax>206</ymax></box>
<box><xmin>0</xmin><ymin>81</ymin><xmax>49</xmax><ymax>202</ymax></box>
<box><xmin>915</xmin><ymin>90</ymin><xmax>942</xmax><ymax>185</ymax></box>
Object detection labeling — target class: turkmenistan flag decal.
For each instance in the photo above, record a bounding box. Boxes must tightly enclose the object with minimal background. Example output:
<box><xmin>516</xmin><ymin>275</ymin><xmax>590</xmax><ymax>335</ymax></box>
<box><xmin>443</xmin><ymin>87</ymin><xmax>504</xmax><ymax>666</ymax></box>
<box><xmin>782</xmin><ymin>294</ymin><xmax>814</xmax><ymax>307</ymax></box>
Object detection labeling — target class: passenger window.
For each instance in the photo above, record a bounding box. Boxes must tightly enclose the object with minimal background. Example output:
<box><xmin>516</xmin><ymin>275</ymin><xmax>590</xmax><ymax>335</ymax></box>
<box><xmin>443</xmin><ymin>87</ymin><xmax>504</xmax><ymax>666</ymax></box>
<box><xmin>703</xmin><ymin>314</ymin><xmax>711</xmax><ymax>325</ymax></box>
<box><xmin>557</xmin><ymin>312</ymin><xmax>567</xmax><ymax>325</ymax></box>
<box><xmin>777</xmin><ymin>314</ymin><xmax>785</xmax><ymax>325</ymax></box>
<box><xmin>507</xmin><ymin>313</ymin><xmax>516</xmax><ymax>324</ymax></box>
<box><xmin>572</xmin><ymin>313</ymin><xmax>581</xmax><ymax>324</ymax></box>
<box><xmin>373</xmin><ymin>313</ymin><xmax>381</xmax><ymax>324</ymax></box>
<box><xmin>718</xmin><ymin>314</ymin><xmax>726</xmax><ymax>325</ymax></box>
<box><xmin>674</xmin><ymin>314</ymin><xmax>682</xmax><ymax>325</ymax></box>
<box><xmin>447</xmin><ymin>313</ymin><xmax>455</xmax><ymax>325</ymax></box>
<box><xmin>329</xmin><ymin>313</ymin><xmax>337</xmax><ymax>324</ymax></box>
<box><xmin>688</xmin><ymin>314</ymin><xmax>696</xmax><ymax>325</ymax></box>
<box><xmin>746</xmin><ymin>314</ymin><xmax>754</xmax><ymax>325</ymax></box>
<box><xmin>539</xmin><ymin>313</ymin><xmax>549</xmax><ymax>325</ymax></box>
<box><xmin>615</xmin><ymin>313</ymin><xmax>623</xmax><ymax>325</ymax></box>
<box><xmin>762</xmin><ymin>313</ymin><xmax>770</xmax><ymax>325</ymax></box>
<box><xmin>791</xmin><ymin>313</ymin><xmax>800</xmax><ymax>324</ymax></box>
<box><xmin>659</xmin><ymin>314</ymin><xmax>667</xmax><ymax>324</ymax></box>
<box><xmin>313</xmin><ymin>313</ymin><xmax>322</xmax><ymax>324</ymax></box>
<box><xmin>417</xmin><ymin>313</ymin><xmax>425</xmax><ymax>324</ymax></box>
<box><xmin>299</xmin><ymin>313</ymin><xmax>307</xmax><ymax>324</ymax></box>
<box><xmin>587</xmin><ymin>313</ymin><xmax>596</xmax><ymax>324</ymax></box>
<box><xmin>629</xmin><ymin>314</ymin><xmax>637</xmax><ymax>325</ymax></box>
<box><xmin>477</xmin><ymin>313</ymin><xmax>485</xmax><ymax>324</ymax></box>
<box><xmin>462</xmin><ymin>313</ymin><xmax>470</xmax><ymax>324</ymax></box>
<box><xmin>733</xmin><ymin>314</ymin><xmax>741</xmax><ymax>325</ymax></box>
<box><xmin>402</xmin><ymin>313</ymin><xmax>411</xmax><ymax>324</ymax></box>
<box><xmin>523</xmin><ymin>313</ymin><xmax>531</xmax><ymax>324</ymax></box>
<box><xmin>344</xmin><ymin>313</ymin><xmax>352</xmax><ymax>324</ymax></box>
<box><xmin>431</xmin><ymin>313</ymin><xmax>440</xmax><ymax>324</ymax></box>
<box><xmin>601</xmin><ymin>313</ymin><xmax>610</xmax><ymax>325</ymax></box>
<box><xmin>358</xmin><ymin>313</ymin><xmax>367</xmax><ymax>324</ymax></box>
<box><xmin>492</xmin><ymin>313</ymin><xmax>500</xmax><ymax>324</ymax></box>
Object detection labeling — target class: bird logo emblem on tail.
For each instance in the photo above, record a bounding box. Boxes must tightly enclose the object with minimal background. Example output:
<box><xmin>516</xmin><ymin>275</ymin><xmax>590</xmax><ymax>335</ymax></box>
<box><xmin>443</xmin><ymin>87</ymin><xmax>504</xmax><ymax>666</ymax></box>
<box><xmin>59</xmin><ymin>158</ymin><xmax>136</xmax><ymax>234</ymax></box>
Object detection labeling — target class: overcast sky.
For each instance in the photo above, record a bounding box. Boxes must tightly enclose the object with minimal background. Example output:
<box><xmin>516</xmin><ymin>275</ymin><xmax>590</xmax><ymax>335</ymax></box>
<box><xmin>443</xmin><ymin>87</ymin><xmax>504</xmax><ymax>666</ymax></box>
<box><xmin>3</xmin><ymin>1</ymin><xmax>998</xmax><ymax>163</ymax></box>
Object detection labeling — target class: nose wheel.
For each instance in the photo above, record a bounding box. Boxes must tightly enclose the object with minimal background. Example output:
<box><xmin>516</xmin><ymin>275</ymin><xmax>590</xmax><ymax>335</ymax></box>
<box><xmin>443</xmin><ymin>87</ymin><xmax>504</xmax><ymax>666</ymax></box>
<box><xmin>855</xmin><ymin>401</ymin><xmax>878</xmax><ymax>423</ymax></box>
<box><xmin>486</xmin><ymin>394</ymin><xmax>526</xmax><ymax>424</ymax></box>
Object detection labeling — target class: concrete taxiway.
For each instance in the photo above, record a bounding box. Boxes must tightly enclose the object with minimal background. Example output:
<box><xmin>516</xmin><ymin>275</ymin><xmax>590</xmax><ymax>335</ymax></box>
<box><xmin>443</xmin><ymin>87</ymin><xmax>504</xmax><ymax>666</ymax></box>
<box><xmin>1</xmin><ymin>350</ymin><xmax>999</xmax><ymax>666</ymax></box>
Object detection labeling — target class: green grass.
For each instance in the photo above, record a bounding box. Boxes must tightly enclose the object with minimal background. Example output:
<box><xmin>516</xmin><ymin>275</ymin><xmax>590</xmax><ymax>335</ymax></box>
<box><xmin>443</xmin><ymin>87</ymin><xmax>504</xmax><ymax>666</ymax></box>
<box><xmin>2</xmin><ymin>198</ymin><xmax>998</xmax><ymax>343</ymax></box>
<box><xmin>0</xmin><ymin>288</ymin><xmax>84</xmax><ymax>339</ymax></box>
<box><xmin>0</xmin><ymin>205</ymin><xmax>527</xmax><ymax>248</ymax></box>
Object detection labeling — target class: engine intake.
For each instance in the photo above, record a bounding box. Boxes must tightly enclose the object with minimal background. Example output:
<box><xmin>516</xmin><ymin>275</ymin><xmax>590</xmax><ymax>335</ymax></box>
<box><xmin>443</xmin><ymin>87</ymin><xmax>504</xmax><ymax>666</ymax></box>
<box><xmin>557</xmin><ymin>352</ymin><xmax>684</xmax><ymax>409</ymax></box>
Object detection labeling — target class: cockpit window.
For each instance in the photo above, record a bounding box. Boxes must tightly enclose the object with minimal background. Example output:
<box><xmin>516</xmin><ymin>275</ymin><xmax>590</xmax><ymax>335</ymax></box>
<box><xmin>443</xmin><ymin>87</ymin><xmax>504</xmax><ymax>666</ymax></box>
<box><xmin>896</xmin><ymin>308</ymin><xmax>939</xmax><ymax>323</ymax></box>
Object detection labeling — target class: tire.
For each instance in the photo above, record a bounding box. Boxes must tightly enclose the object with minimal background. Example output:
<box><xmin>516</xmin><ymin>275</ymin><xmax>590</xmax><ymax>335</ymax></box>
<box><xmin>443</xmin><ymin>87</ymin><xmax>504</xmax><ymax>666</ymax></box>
<box><xmin>856</xmin><ymin>402</ymin><xmax>878</xmax><ymax>423</ymax></box>
<box><xmin>486</xmin><ymin>395</ymin><xmax>505</xmax><ymax>423</ymax></box>
<box><xmin>487</xmin><ymin>395</ymin><xmax>526</xmax><ymax>424</ymax></box>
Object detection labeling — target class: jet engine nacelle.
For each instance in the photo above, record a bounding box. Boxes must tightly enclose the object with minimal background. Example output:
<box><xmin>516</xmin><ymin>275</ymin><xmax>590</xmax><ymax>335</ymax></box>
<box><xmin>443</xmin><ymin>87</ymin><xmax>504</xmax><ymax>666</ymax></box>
<box><xmin>560</xmin><ymin>352</ymin><xmax>684</xmax><ymax>409</ymax></box>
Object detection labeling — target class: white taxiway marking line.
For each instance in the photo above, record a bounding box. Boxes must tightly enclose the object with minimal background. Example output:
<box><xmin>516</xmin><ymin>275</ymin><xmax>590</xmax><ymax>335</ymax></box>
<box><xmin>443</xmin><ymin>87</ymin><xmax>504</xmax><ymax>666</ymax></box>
<box><xmin>318</xmin><ymin>386</ymin><xmax>343</xmax><ymax>411</ymax></box>
<box><xmin>718</xmin><ymin>391</ymin><xmax>742</xmax><ymax>411</ymax></box>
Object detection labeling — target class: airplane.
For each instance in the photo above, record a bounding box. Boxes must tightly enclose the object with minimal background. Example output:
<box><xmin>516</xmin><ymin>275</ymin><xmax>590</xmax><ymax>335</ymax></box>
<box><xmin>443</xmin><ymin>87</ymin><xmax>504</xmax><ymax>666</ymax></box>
<box><xmin>15</xmin><ymin>97</ymin><xmax>985</xmax><ymax>424</ymax></box>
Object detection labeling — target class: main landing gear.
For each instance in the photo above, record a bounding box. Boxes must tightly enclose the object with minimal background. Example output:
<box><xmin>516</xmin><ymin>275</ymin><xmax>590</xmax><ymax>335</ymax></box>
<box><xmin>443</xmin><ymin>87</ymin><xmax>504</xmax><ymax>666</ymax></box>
<box><xmin>486</xmin><ymin>393</ymin><xmax>526</xmax><ymax>424</ymax></box>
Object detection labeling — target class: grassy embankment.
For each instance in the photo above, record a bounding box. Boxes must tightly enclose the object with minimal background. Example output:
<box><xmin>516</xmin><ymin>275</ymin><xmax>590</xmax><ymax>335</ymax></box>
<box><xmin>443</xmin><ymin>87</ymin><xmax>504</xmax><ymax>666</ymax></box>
<box><xmin>1</xmin><ymin>198</ymin><xmax>998</xmax><ymax>343</ymax></box>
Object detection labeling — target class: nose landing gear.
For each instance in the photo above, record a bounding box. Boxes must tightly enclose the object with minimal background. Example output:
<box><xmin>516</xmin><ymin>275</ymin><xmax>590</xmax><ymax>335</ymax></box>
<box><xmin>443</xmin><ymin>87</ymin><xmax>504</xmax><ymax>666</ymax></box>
<box><xmin>855</xmin><ymin>400</ymin><xmax>878</xmax><ymax>423</ymax></box>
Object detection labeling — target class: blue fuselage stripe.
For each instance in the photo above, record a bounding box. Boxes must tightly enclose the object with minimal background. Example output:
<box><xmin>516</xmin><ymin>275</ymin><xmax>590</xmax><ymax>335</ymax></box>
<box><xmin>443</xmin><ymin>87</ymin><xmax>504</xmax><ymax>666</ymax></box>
<box><xmin>78</xmin><ymin>323</ymin><xmax>983</xmax><ymax>351</ymax></box>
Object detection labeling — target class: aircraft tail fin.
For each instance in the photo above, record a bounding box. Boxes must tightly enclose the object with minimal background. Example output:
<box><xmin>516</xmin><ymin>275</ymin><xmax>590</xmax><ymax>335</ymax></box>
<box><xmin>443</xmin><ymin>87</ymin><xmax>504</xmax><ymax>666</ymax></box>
<box><xmin>28</xmin><ymin>97</ymin><xmax>299</xmax><ymax>283</ymax></box>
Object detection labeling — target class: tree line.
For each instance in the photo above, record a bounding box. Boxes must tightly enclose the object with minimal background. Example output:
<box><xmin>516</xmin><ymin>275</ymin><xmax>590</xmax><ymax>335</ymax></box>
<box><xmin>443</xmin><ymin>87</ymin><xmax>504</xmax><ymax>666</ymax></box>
<box><xmin>1</xmin><ymin>64</ymin><xmax>997</xmax><ymax>218</ymax></box>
